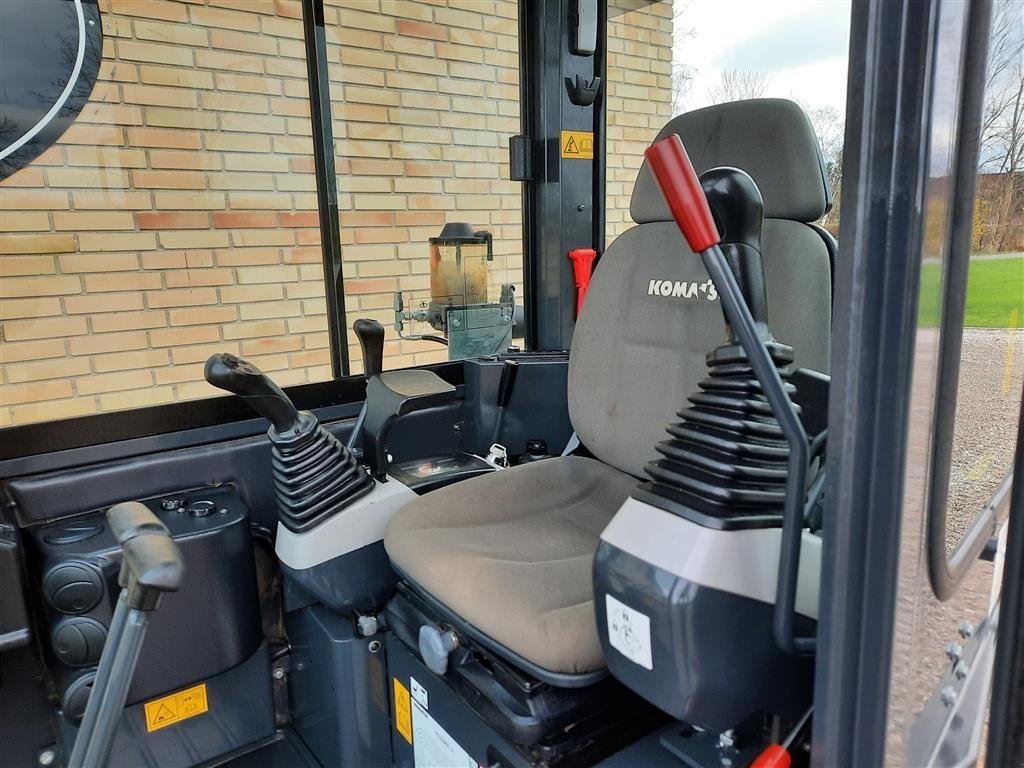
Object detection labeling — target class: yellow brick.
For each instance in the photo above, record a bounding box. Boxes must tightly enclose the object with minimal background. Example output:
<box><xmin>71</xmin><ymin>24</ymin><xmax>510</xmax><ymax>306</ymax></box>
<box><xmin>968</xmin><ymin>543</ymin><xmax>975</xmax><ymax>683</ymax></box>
<box><xmin>170</xmin><ymin>341</ymin><xmax>240</xmax><ymax>365</ymax></box>
<box><xmin>64</xmin><ymin>293</ymin><xmax>145</xmax><ymax>314</ymax></box>
<box><xmin>239</xmin><ymin>301</ymin><xmax>302</xmax><ymax>320</ymax></box>
<box><xmin>190</xmin><ymin>4</ymin><xmax>261</xmax><ymax>31</ymax></box>
<box><xmin>91</xmin><ymin>310</ymin><xmax>168</xmax><ymax>333</ymax></box>
<box><xmin>204</xmin><ymin>133</ymin><xmax>272</xmax><ymax>153</ymax></box>
<box><xmin>145</xmin><ymin>107</ymin><xmax>218</xmax><ymax>130</ymax></box>
<box><xmin>76</xmin><ymin>369</ymin><xmax>154</xmax><ymax>395</ymax></box>
<box><xmin>46</xmin><ymin>167</ymin><xmax>131</xmax><ymax>188</ymax></box>
<box><xmin>207</xmin><ymin>173</ymin><xmax>275</xmax><ymax>191</ymax></box>
<box><xmin>155</xmin><ymin>363</ymin><xmax>205</xmax><ymax>385</ymax></box>
<box><xmin>53</xmin><ymin>212</ymin><xmax>135</xmax><ymax>231</ymax></box>
<box><xmin>231</xmin><ymin>230</ymin><xmax>295</xmax><ymax>247</ymax></box>
<box><xmin>154</xmin><ymin>191</ymin><xmax>226</xmax><ymax>210</ymax></box>
<box><xmin>148</xmin><ymin>326</ymin><xmax>221</xmax><ymax>347</ymax></box>
<box><xmin>133</xmin><ymin>19</ymin><xmax>208</xmax><ymax>46</ymax></box>
<box><xmin>94</xmin><ymin>348</ymin><xmax>170</xmax><ymax>373</ymax></box>
<box><xmin>109</xmin><ymin>0</ymin><xmax>189</xmax><ymax>22</ymax></box>
<box><xmin>65</xmin><ymin>146</ymin><xmax>147</xmax><ymax>168</ymax></box>
<box><xmin>0</xmin><ymin>190</ymin><xmax>70</xmax><ymax>210</ymax></box>
<box><xmin>0</xmin><ymin>297</ymin><xmax>62</xmax><ymax>320</ymax></box>
<box><xmin>2</xmin><ymin>339</ymin><xmax>67</xmax><ymax>363</ymax></box>
<box><xmin>200</xmin><ymin>91</ymin><xmax>270</xmax><ymax>114</ymax></box>
<box><xmin>78</xmin><ymin>232</ymin><xmax>158</xmax><ymax>252</ymax></box>
<box><xmin>3</xmin><ymin>378</ymin><xmax>75</xmax><ymax>405</ymax></box>
<box><xmin>163</xmin><ymin>267</ymin><xmax>234</xmax><ymax>286</ymax></box>
<box><xmin>2</xmin><ymin>276</ymin><xmax>81</xmax><ymax>298</ymax></box>
<box><xmin>3</xmin><ymin>316</ymin><xmax>88</xmax><ymax>341</ymax></box>
<box><xmin>194</xmin><ymin>49</ymin><xmax>264</xmax><ymax>73</ymax></box>
<box><xmin>222</xmin><ymin>320</ymin><xmax>288</xmax><ymax>340</ymax></box>
<box><xmin>168</xmin><ymin>306</ymin><xmax>238</xmax><ymax>326</ymax></box>
<box><xmin>132</xmin><ymin>170</ymin><xmax>205</xmax><ymax>189</ymax></box>
<box><xmin>237</xmin><ymin>265</ymin><xmax>298</xmax><ymax>284</ymax></box>
<box><xmin>138</xmin><ymin>64</ymin><xmax>214</xmax><ymax>89</ymax></box>
<box><xmin>100</xmin><ymin>386</ymin><xmax>176</xmax><ymax>411</ymax></box>
<box><xmin>145</xmin><ymin>287</ymin><xmax>218</xmax><ymax>308</ymax></box>
<box><xmin>72</xmin><ymin>191</ymin><xmax>154</xmax><ymax>210</ymax></box>
<box><xmin>219</xmin><ymin>284</ymin><xmax>284</xmax><ymax>303</ymax></box>
<box><xmin>0</xmin><ymin>212</ymin><xmax>50</xmax><ymax>232</ymax></box>
<box><xmin>173</xmin><ymin>380</ymin><xmax>222</xmax><ymax>400</ymax></box>
<box><xmin>6</xmin><ymin>357</ymin><xmax>91</xmax><ymax>384</ymax></box>
<box><xmin>84</xmin><ymin>273</ymin><xmax>163</xmax><ymax>292</ymax></box>
<box><xmin>210</xmin><ymin>29</ymin><xmax>277</xmax><ymax>55</ymax></box>
<box><xmin>260</xmin><ymin>15</ymin><xmax>303</xmax><ymax>38</ymax></box>
<box><xmin>60</xmin><ymin>253</ymin><xmax>140</xmax><ymax>273</ymax></box>
<box><xmin>76</xmin><ymin>103</ymin><xmax>145</xmax><ymax>127</ymax></box>
<box><xmin>69</xmin><ymin>331</ymin><xmax>148</xmax><ymax>355</ymax></box>
<box><xmin>11</xmin><ymin>398</ymin><xmax>97</xmax><ymax>424</ymax></box>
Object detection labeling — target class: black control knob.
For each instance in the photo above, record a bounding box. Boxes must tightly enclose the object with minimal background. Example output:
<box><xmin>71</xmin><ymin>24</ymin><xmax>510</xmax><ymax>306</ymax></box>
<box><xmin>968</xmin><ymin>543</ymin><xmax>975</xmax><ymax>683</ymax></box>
<box><xmin>52</xmin><ymin>617</ymin><xmax>107</xmax><ymax>666</ymax></box>
<box><xmin>62</xmin><ymin>671</ymin><xmax>96</xmax><ymax>723</ymax></box>
<box><xmin>187</xmin><ymin>500</ymin><xmax>216</xmax><ymax>518</ymax></box>
<box><xmin>353</xmin><ymin>318</ymin><xmax>385</xmax><ymax>378</ymax></box>
<box><xmin>204</xmin><ymin>353</ymin><xmax>301</xmax><ymax>434</ymax></box>
<box><xmin>43</xmin><ymin>560</ymin><xmax>105</xmax><ymax>614</ymax></box>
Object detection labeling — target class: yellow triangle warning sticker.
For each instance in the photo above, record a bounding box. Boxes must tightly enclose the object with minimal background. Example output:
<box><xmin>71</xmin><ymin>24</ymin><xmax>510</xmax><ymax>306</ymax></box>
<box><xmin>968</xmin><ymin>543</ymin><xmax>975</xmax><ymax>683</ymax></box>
<box><xmin>560</xmin><ymin>130</ymin><xmax>594</xmax><ymax>159</ymax></box>
<box><xmin>144</xmin><ymin>683</ymin><xmax>208</xmax><ymax>732</ymax></box>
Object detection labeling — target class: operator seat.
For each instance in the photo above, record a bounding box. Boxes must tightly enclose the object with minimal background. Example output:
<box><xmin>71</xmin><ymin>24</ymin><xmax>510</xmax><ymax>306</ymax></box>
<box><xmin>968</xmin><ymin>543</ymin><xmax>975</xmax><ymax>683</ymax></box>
<box><xmin>384</xmin><ymin>98</ymin><xmax>833</xmax><ymax>680</ymax></box>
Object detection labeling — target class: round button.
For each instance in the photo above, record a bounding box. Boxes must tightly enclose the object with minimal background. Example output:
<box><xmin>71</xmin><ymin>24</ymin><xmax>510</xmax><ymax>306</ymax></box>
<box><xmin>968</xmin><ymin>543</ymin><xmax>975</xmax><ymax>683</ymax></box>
<box><xmin>43</xmin><ymin>561</ymin><xmax>105</xmax><ymax>614</ymax></box>
<box><xmin>187</xmin><ymin>500</ymin><xmax>216</xmax><ymax>517</ymax></box>
<box><xmin>62</xmin><ymin>671</ymin><xmax>96</xmax><ymax>723</ymax></box>
<box><xmin>161</xmin><ymin>497</ymin><xmax>184</xmax><ymax>511</ymax></box>
<box><xmin>52</xmin><ymin>617</ymin><xmax>107</xmax><ymax>666</ymax></box>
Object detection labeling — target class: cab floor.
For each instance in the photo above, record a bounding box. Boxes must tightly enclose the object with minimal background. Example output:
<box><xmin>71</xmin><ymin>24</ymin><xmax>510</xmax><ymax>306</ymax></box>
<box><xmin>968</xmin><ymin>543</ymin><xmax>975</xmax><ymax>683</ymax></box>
<box><xmin>215</xmin><ymin>729</ymin><xmax>319</xmax><ymax>768</ymax></box>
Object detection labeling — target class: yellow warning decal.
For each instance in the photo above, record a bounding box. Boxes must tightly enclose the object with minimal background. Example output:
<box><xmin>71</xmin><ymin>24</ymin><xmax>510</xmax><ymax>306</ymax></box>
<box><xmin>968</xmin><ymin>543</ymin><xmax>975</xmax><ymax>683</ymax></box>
<box><xmin>561</xmin><ymin>130</ymin><xmax>594</xmax><ymax>159</ymax></box>
<box><xmin>144</xmin><ymin>683</ymin><xmax>209</xmax><ymax>733</ymax></box>
<box><xmin>393</xmin><ymin>678</ymin><xmax>412</xmax><ymax>744</ymax></box>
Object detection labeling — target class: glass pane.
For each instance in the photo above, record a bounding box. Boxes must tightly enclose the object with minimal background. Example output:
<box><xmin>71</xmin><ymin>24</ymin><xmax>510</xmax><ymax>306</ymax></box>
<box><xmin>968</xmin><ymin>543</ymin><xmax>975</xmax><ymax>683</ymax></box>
<box><xmin>606</xmin><ymin>0</ymin><xmax>851</xmax><ymax>246</ymax></box>
<box><xmin>0</xmin><ymin>0</ymin><xmax>329</xmax><ymax>428</ymax></box>
<box><xmin>944</xmin><ymin>0</ymin><xmax>1024</xmax><ymax>555</ymax></box>
<box><xmin>322</xmin><ymin>1</ymin><xmax>523</xmax><ymax>372</ymax></box>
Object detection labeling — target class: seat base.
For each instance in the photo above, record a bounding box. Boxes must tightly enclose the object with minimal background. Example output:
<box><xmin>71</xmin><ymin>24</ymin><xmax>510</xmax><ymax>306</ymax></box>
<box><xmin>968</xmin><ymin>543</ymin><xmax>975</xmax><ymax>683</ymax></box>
<box><xmin>385</xmin><ymin>586</ymin><xmax>666</xmax><ymax>759</ymax></box>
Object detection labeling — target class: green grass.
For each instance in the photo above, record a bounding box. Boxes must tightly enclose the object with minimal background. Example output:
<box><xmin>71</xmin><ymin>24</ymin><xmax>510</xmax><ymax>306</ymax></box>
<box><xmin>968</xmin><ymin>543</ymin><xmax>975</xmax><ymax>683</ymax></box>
<box><xmin>919</xmin><ymin>256</ymin><xmax>1023</xmax><ymax>328</ymax></box>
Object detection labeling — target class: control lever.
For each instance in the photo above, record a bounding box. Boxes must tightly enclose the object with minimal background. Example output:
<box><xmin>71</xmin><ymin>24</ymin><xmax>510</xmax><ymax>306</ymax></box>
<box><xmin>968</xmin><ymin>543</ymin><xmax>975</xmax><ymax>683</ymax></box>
<box><xmin>347</xmin><ymin>318</ymin><xmax>386</xmax><ymax>453</ymax></box>
<box><xmin>67</xmin><ymin>502</ymin><xmax>184</xmax><ymax>768</ymax></box>
<box><xmin>205</xmin><ymin>352</ymin><xmax>374</xmax><ymax>532</ymax></box>
<box><xmin>204</xmin><ymin>353</ymin><xmax>299</xmax><ymax>433</ymax></box>
<box><xmin>354</xmin><ymin>318</ymin><xmax>385</xmax><ymax>378</ymax></box>
<box><xmin>645</xmin><ymin>134</ymin><xmax>812</xmax><ymax>655</ymax></box>
<box><xmin>490</xmin><ymin>359</ymin><xmax>519</xmax><ymax>446</ymax></box>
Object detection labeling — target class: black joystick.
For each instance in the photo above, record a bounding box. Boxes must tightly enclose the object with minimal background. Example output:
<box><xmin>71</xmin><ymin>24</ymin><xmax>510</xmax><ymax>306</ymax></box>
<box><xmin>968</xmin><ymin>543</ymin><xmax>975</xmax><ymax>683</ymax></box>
<box><xmin>353</xmin><ymin>318</ymin><xmax>385</xmax><ymax>379</ymax></box>
<box><xmin>204</xmin><ymin>353</ymin><xmax>300</xmax><ymax>434</ymax></box>
<box><xmin>637</xmin><ymin>166</ymin><xmax>799</xmax><ymax>524</ymax></box>
<box><xmin>204</xmin><ymin>353</ymin><xmax>374</xmax><ymax>532</ymax></box>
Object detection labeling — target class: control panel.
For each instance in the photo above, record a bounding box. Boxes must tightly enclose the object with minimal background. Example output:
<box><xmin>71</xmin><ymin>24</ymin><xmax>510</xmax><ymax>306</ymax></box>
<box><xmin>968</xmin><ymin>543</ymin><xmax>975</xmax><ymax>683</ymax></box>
<box><xmin>29</xmin><ymin>486</ymin><xmax>262</xmax><ymax>722</ymax></box>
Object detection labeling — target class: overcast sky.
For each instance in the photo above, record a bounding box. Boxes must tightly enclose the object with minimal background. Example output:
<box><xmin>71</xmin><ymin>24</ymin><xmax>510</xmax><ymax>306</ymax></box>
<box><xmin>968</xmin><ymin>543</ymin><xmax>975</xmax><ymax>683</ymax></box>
<box><xmin>674</xmin><ymin>0</ymin><xmax>852</xmax><ymax>114</ymax></box>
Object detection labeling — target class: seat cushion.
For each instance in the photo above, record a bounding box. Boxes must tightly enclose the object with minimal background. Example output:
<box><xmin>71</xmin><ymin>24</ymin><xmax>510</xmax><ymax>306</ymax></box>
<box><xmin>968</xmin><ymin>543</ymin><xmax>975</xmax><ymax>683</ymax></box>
<box><xmin>384</xmin><ymin>456</ymin><xmax>637</xmax><ymax>675</ymax></box>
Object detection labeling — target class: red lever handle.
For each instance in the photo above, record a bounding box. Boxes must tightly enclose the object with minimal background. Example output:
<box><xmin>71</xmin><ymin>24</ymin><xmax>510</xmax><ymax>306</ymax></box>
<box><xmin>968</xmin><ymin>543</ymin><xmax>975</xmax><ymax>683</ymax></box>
<box><xmin>749</xmin><ymin>744</ymin><xmax>792</xmax><ymax>768</ymax></box>
<box><xmin>644</xmin><ymin>134</ymin><xmax>720</xmax><ymax>253</ymax></box>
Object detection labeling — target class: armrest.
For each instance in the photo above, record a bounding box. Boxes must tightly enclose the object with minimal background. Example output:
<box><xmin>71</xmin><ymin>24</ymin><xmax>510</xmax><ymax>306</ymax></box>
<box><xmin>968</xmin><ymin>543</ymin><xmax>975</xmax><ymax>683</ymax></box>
<box><xmin>362</xmin><ymin>369</ymin><xmax>456</xmax><ymax>478</ymax></box>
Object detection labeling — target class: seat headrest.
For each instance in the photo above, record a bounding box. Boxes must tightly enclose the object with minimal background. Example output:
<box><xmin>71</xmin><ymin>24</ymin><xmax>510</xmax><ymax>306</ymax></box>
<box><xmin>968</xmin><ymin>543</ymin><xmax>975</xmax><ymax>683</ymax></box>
<box><xmin>630</xmin><ymin>98</ymin><xmax>832</xmax><ymax>224</ymax></box>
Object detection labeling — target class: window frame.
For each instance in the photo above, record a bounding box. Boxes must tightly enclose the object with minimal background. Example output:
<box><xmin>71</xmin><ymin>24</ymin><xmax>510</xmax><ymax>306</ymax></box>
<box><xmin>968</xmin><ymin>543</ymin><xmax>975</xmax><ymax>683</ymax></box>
<box><xmin>924</xmin><ymin>0</ymin><xmax>1015</xmax><ymax>601</ymax></box>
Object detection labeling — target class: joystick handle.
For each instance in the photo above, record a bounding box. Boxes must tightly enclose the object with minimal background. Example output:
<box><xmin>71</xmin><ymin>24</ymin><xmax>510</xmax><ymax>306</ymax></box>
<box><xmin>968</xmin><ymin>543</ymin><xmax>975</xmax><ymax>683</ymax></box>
<box><xmin>353</xmin><ymin>318</ymin><xmax>385</xmax><ymax>379</ymax></box>
<box><xmin>204</xmin><ymin>353</ymin><xmax>300</xmax><ymax>433</ymax></box>
<box><xmin>644</xmin><ymin>134</ymin><xmax>720</xmax><ymax>252</ymax></box>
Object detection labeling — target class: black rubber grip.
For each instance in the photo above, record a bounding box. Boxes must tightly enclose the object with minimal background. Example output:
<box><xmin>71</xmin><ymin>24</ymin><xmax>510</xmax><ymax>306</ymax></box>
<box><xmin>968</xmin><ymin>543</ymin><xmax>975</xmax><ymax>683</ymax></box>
<box><xmin>106</xmin><ymin>502</ymin><xmax>184</xmax><ymax>611</ymax></box>
<box><xmin>204</xmin><ymin>352</ymin><xmax>300</xmax><ymax>433</ymax></box>
<box><xmin>353</xmin><ymin>318</ymin><xmax>385</xmax><ymax>379</ymax></box>
<box><xmin>496</xmin><ymin>360</ymin><xmax>520</xmax><ymax>408</ymax></box>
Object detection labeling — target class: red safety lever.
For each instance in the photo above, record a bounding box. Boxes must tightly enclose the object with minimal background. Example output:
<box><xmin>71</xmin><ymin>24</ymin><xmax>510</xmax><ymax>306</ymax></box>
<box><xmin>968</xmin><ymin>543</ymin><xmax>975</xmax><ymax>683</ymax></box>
<box><xmin>644</xmin><ymin>134</ymin><xmax>720</xmax><ymax>253</ymax></box>
<box><xmin>568</xmin><ymin>248</ymin><xmax>597</xmax><ymax>317</ymax></box>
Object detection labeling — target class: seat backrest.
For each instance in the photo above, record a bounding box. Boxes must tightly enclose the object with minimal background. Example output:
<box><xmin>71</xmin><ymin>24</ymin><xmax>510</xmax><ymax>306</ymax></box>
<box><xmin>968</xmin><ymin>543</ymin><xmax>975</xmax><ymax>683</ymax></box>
<box><xmin>568</xmin><ymin>98</ymin><xmax>833</xmax><ymax>478</ymax></box>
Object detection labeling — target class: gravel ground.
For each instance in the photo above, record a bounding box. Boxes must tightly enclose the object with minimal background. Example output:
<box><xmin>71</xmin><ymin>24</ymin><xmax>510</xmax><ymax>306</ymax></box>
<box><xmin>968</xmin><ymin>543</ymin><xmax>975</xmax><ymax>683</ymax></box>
<box><xmin>945</xmin><ymin>328</ymin><xmax>1024</xmax><ymax>553</ymax></box>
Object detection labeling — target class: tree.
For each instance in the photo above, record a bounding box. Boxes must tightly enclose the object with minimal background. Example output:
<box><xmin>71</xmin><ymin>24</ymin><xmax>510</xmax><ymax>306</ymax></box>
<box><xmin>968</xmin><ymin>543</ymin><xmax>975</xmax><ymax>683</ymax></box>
<box><xmin>670</xmin><ymin>0</ymin><xmax>696</xmax><ymax>116</ymax></box>
<box><xmin>801</xmin><ymin>104</ymin><xmax>845</xmax><ymax>235</ymax></box>
<box><xmin>706</xmin><ymin>69</ymin><xmax>771</xmax><ymax>104</ymax></box>
<box><xmin>976</xmin><ymin>0</ymin><xmax>1024</xmax><ymax>252</ymax></box>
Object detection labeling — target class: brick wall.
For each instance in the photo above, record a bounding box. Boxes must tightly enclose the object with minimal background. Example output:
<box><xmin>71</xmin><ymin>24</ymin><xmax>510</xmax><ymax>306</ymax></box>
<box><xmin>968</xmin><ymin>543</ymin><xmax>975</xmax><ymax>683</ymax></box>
<box><xmin>0</xmin><ymin>0</ymin><xmax>672</xmax><ymax>427</ymax></box>
<box><xmin>606</xmin><ymin>1</ymin><xmax>673</xmax><ymax>244</ymax></box>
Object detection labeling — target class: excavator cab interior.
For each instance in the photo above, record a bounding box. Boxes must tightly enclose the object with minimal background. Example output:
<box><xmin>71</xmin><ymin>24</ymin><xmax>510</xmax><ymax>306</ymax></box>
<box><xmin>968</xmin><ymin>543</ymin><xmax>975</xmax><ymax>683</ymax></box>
<box><xmin>1</xmin><ymin>1</ymin><xmax>1022</xmax><ymax>767</ymax></box>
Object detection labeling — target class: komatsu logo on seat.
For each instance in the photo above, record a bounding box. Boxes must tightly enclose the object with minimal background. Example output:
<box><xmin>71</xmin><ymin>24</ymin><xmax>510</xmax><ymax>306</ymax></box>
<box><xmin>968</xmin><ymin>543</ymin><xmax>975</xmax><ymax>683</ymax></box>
<box><xmin>647</xmin><ymin>279</ymin><xmax>718</xmax><ymax>301</ymax></box>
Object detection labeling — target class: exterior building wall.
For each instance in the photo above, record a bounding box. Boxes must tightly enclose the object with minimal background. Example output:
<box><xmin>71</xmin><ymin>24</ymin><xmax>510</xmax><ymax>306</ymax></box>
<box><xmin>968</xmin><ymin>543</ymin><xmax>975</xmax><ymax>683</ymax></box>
<box><xmin>0</xmin><ymin>0</ymin><xmax>673</xmax><ymax>427</ymax></box>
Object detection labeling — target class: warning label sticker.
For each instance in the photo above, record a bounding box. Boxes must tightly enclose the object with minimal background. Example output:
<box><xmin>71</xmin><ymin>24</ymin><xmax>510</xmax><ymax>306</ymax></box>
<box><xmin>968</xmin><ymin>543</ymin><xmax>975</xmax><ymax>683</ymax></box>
<box><xmin>393</xmin><ymin>678</ymin><xmax>412</xmax><ymax>744</ymax></box>
<box><xmin>144</xmin><ymin>683</ymin><xmax>208</xmax><ymax>733</ymax></box>
<box><xmin>605</xmin><ymin>594</ymin><xmax>653</xmax><ymax>670</ymax></box>
<box><xmin>560</xmin><ymin>130</ymin><xmax>594</xmax><ymax>159</ymax></box>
